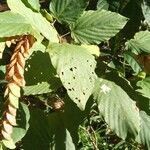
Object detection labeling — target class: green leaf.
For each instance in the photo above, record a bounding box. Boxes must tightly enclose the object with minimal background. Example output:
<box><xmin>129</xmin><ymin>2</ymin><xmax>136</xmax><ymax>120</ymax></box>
<box><xmin>7</xmin><ymin>0</ymin><xmax>59</xmax><ymax>43</ymax></box>
<box><xmin>97</xmin><ymin>0</ymin><xmax>109</xmax><ymax>10</ymax></box>
<box><xmin>136</xmin><ymin>111</ymin><xmax>150</xmax><ymax>149</ymax></box>
<box><xmin>141</xmin><ymin>0</ymin><xmax>150</xmax><ymax>25</ymax></box>
<box><xmin>71</xmin><ymin>10</ymin><xmax>128</xmax><ymax>44</ymax></box>
<box><xmin>0</xmin><ymin>11</ymin><xmax>40</xmax><ymax>39</ymax></box>
<box><xmin>126</xmin><ymin>31</ymin><xmax>150</xmax><ymax>54</ymax></box>
<box><xmin>124</xmin><ymin>51</ymin><xmax>142</xmax><ymax>74</ymax></box>
<box><xmin>24</xmin><ymin>51</ymin><xmax>61</xmax><ymax>95</ymax></box>
<box><xmin>23</xmin><ymin>82</ymin><xmax>59</xmax><ymax>95</ymax></box>
<box><xmin>50</xmin><ymin>0</ymin><xmax>89</xmax><ymax>23</ymax></box>
<box><xmin>93</xmin><ymin>78</ymin><xmax>140</xmax><ymax>139</ymax></box>
<box><xmin>47</xmin><ymin>43</ymin><xmax>97</xmax><ymax>110</ymax></box>
<box><xmin>22</xmin><ymin>109</ymin><xmax>52</xmax><ymax>150</ymax></box>
<box><xmin>22</xmin><ymin>109</ymin><xmax>76</xmax><ymax>150</ymax></box>
<box><xmin>22</xmin><ymin>0</ymin><xmax>40</xmax><ymax>12</ymax></box>
<box><xmin>137</xmin><ymin>77</ymin><xmax>150</xmax><ymax>99</ymax></box>
<box><xmin>81</xmin><ymin>44</ymin><xmax>100</xmax><ymax>57</ymax></box>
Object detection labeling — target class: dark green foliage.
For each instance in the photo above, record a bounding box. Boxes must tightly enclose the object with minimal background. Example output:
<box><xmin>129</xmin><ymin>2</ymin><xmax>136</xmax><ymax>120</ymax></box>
<box><xmin>0</xmin><ymin>0</ymin><xmax>150</xmax><ymax>149</ymax></box>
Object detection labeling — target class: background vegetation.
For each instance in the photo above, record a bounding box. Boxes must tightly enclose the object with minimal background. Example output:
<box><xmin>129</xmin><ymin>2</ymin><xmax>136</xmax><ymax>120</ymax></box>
<box><xmin>0</xmin><ymin>0</ymin><xmax>150</xmax><ymax>149</ymax></box>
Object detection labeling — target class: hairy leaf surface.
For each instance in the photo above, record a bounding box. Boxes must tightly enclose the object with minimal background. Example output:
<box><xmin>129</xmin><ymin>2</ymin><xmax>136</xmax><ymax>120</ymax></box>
<box><xmin>71</xmin><ymin>10</ymin><xmax>128</xmax><ymax>44</ymax></box>
<box><xmin>50</xmin><ymin>0</ymin><xmax>89</xmax><ymax>23</ymax></box>
<box><xmin>136</xmin><ymin>111</ymin><xmax>150</xmax><ymax>149</ymax></box>
<box><xmin>93</xmin><ymin>78</ymin><xmax>140</xmax><ymax>139</ymax></box>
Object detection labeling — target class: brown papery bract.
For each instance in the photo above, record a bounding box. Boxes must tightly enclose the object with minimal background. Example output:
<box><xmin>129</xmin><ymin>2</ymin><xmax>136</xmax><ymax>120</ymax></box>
<box><xmin>0</xmin><ymin>35</ymin><xmax>35</xmax><ymax>142</ymax></box>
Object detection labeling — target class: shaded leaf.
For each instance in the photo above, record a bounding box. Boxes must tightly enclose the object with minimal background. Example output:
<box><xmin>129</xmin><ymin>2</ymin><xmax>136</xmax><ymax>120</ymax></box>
<box><xmin>124</xmin><ymin>51</ymin><xmax>142</xmax><ymax>74</ymax></box>
<box><xmin>22</xmin><ymin>0</ymin><xmax>40</xmax><ymax>11</ymax></box>
<box><xmin>12</xmin><ymin>103</ymin><xmax>30</xmax><ymax>143</ymax></box>
<box><xmin>24</xmin><ymin>51</ymin><xmax>61</xmax><ymax>95</ymax></box>
<box><xmin>71</xmin><ymin>10</ymin><xmax>128</xmax><ymax>44</ymax></box>
<box><xmin>22</xmin><ymin>109</ymin><xmax>76</xmax><ymax>150</ymax></box>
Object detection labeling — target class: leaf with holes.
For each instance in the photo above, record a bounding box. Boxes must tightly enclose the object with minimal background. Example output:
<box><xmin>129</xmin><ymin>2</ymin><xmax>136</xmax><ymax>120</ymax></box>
<box><xmin>93</xmin><ymin>78</ymin><xmax>140</xmax><ymax>139</ymax></box>
<box><xmin>7</xmin><ymin>0</ymin><xmax>59</xmax><ymax>43</ymax></box>
<box><xmin>71</xmin><ymin>10</ymin><xmax>128</xmax><ymax>44</ymax></box>
<box><xmin>47</xmin><ymin>43</ymin><xmax>97</xmax><ymax>110</ymax></box>
<box><xmin>50</xmin><ymin>0</ymin><xmax>89</xmax><ymax>23</ymax></box>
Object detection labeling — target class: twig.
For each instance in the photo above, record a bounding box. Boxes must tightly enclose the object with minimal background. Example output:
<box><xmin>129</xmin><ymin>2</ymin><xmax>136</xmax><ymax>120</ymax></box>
<box><xmin>80</xmin><ymin>126</ymin><xmax>99</xmax><ymax>150</ymax></box>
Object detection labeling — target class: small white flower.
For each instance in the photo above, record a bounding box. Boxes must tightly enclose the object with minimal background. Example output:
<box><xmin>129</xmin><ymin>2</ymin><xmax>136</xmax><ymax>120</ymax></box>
<box><xmin>100</xmin><ymin>84</ymin><xmax>111</xmax><ymax>94</ymax></box>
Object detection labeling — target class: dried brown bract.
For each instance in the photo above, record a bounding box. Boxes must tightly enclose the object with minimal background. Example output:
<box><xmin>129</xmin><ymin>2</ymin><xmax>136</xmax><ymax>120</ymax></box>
<box><xmin>0</xmin><ymin>35</ymin><xmax>35</xmax><ymax>142</ymax></box>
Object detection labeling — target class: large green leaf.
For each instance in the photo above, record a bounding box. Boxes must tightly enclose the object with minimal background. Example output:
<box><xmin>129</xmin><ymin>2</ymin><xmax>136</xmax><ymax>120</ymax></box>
<box><xmin>136</xmin><ymin>111</ymin><xmax>150</xmax><ymax>149</ymax></box>
<box><xmin>24</xmin><ymin>51</ymin><xmax>61</xmax><ymax>95</ymax></box>
<box><xmin>0</xmin><ymin>11</ymin><xmax>40</xmax><ymax>39</ymax></box>
<box><xmin>124</xmin><ymin>51</ymin><xmax>142</xmax><ymax>74</ymax></box>
<box><xmin>50</xmin><ymin>0</ymin><xmax>89</xmax><ymax>23</ymax></box>
<box><xmin>93</xmin><ymin>78</ymin><xmax>140</xmax><ymax>139</ymax></box>
<box><xmin>136</xmin><ymin>77</ymin><xmax>150</xmax><ymax>99</ymax></box>
<box><xmin>47</xmin><ymin>43</ymin><xmax>97</xmax><ymax>110</ymax></box>
<box><xmin>126</xmin><ymin>31</ymin><xmax>150</xmax><ymax>54</ymax></box>
<box><xmin>71</xmin><ymin>10</ymin><xmax>128</xmax><ymax>44</ymax></box>
<box><xmin>7</xmin><ymin>0</ymin><xmax>59</xmax><ymax>43</ymax></box>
